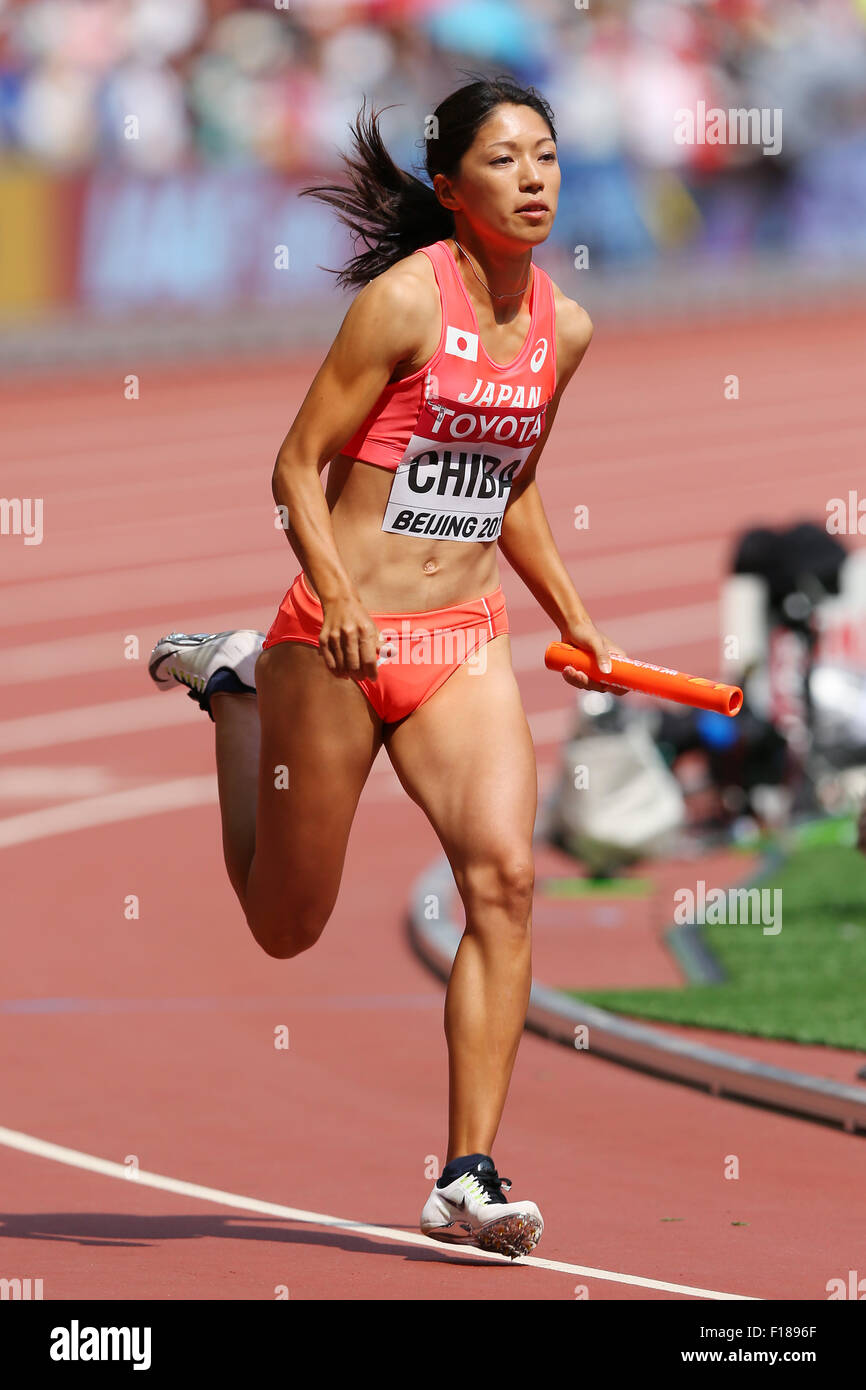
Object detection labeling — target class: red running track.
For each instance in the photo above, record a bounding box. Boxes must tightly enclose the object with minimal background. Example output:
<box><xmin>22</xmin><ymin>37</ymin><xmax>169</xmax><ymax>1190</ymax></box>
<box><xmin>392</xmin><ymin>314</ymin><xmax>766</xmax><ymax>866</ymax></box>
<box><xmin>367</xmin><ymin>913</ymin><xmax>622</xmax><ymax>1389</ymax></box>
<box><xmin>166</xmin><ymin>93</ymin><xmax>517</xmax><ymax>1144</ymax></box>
<box><xmin>1</xmin><ymin>306</ymin><xmax>864</xmax><ymax>1300</ymax></box>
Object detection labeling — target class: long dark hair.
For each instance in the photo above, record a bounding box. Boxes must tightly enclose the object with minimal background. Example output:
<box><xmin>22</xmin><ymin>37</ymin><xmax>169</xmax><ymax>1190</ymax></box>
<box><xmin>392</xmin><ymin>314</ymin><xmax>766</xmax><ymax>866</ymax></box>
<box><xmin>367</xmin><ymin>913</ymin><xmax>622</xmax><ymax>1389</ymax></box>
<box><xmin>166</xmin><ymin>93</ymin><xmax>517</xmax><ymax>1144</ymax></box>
<box><xmin>300</xmin><ymin>74</ymin><xmax>557</xmax><ymax>291</ymax></box>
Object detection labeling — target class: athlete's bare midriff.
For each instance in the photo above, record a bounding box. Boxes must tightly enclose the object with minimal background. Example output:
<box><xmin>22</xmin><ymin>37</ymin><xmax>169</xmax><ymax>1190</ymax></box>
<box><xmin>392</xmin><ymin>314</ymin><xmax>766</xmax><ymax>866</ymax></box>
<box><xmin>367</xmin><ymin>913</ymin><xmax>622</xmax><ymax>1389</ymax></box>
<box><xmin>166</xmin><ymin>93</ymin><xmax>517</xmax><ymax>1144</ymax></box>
<box><xmin>319</xmin><ymin>451</ymin><xmax>502</xmax><ymax>613</ymax></box>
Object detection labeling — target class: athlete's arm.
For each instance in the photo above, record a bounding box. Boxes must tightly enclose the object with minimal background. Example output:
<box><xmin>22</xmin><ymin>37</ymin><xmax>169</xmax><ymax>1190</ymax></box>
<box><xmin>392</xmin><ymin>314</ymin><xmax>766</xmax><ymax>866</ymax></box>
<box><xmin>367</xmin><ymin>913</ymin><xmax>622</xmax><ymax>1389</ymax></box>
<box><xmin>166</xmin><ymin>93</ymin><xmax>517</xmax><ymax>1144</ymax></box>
<box><xmin>271</xmin><ymin>265</ymin><xmax>432</xmax><ymax>679</ymax></box>
<box><xmin>499</xmin><ymin>294</ymin><xmax>593</xmax><ymax>630</ymax></box>
<box><xmin>498</xmin><ymin>294</ymin><xmax>629</xmax><ymax>693</ymax></box>
<box><xmin>273</xmin><ymin>265</ymin><xmax>430</xmax><ymax>602</ymax></box>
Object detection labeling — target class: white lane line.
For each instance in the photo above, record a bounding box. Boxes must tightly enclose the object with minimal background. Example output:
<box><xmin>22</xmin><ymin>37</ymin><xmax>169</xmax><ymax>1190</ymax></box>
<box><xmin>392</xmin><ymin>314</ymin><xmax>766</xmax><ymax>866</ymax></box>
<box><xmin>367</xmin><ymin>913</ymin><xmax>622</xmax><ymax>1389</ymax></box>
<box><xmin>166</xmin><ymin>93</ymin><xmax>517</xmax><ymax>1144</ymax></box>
<box><xmin>0</xmin><ymin>727</ymin><xmax>616</xmax><ymax>848</ymax></box>
<box><xmin>4</xmin><ymin>367</ymin><xmax>857</xmax><ymax>472</ymax></box>
<box><xmin>545</xmin><ymin>380</ymin><xmax>865</xmax><ymax>445</ymax></box>
<box><xmin>507</xmin><ymin>600</ymin><xmax>720</xmax><ymax>670</ymax></box>
<box><xmin>0</xmin><ymin>602</ymin><xmax>718</xmax><ymax>753</ymax></box>
<box><xmin>573</xmin><ymin>598</ymin><xmax>720</xmax><ymax>653</ymax></box>
<box><xmin>5</xmin><ymin>422</ymin><xmax>281</xmax><ymax>475</ymax></box>
<box><xmin>0</xmin><ymin>1124</ymin><xmax>757</xmax><ymax>1299</ymax></box>
<box><xmin>2</xmin><ymin>551</ymin><xmax>284</xmax><ymax>625</ymax></box>
<box><xmin>0</xmin><ymin>532</ymin><xmax>721</xmax><ymax>637</ymax></box>
<box><xmin>543</xmin><ymin>421</ymin><xmax>866</xmax><ymax>484</ymax></box>
<box><xmin>2</xmin><ymin>372</ymin><xmax>849</xmax><ymax>465</ymax></box>
<box><xmin>503</xmin><ymin>538</ymin><xmax>726</xmax><ymax>614</ymax></box>
<box><xmin>0</xmin><ymin>505</ymin><xmax>273</xmax><ymax>586</ymax></box>
<box><xmin>0</xmin><ymin>766</ymin><xmax>119</xmax><ymax>800</ymax></box>
<box><xmin>1</xmin><ymin>545</ymin><xmax>722</xmax><ymax>682</ymax></box>
<box><xmin>0</xmin><ymin>693</ymin><xmax>587</xmax><ymax>759</ymax></box>
<box><xmin>0</xmin><ymin>694</ymin><xmax>196</xmax><ymax>754</ymax></box>
<box><xmin>1</xmin><ymin>612</ymin><xmax>272</xmax><ymax>685</ymax></box>
<box><xmin>0</xmin><ymin>776</ymin><xmax>219</xmax><ymax>849</ymax></box>
<box><xmin>0</xmin><ymin>762</ymin><xmax>410</xmax><ymax>849</ymax></box>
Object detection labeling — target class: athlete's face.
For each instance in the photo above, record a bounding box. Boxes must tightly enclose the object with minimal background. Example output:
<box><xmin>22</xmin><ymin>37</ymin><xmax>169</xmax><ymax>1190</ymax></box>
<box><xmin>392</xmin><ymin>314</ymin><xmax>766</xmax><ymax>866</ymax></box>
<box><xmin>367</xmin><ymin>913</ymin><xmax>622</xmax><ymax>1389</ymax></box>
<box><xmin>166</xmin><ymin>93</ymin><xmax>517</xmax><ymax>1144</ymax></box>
<box><xmin>438</xmin><ymin>104</ymin><xmax>560</xmax><ymax>249</ymax></box>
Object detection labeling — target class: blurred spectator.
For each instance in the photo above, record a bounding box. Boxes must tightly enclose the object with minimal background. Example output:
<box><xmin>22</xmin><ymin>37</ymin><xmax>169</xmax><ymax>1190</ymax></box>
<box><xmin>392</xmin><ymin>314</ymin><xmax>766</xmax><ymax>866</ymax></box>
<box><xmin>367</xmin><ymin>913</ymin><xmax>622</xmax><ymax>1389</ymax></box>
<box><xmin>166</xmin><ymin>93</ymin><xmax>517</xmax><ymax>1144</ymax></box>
<box><xmin>0</xmin><ymin>0</ymin><xmax>864</xmax><ymax>264</ymax></box>
<box><xmin>0</xmin><ymin>0</ymin><xmax>862</xmax><ymax>175</ymax></box>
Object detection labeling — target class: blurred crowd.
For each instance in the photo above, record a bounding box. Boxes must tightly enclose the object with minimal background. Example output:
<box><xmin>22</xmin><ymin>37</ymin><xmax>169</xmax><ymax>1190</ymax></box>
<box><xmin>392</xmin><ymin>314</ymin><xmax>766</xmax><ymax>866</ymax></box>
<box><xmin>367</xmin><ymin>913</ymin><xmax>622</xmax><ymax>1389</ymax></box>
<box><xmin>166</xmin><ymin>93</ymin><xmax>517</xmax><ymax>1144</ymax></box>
<box><xmin>0</xmin><ymin>0</ymin><xmax>864</xmax><ymax>175</ymax></box>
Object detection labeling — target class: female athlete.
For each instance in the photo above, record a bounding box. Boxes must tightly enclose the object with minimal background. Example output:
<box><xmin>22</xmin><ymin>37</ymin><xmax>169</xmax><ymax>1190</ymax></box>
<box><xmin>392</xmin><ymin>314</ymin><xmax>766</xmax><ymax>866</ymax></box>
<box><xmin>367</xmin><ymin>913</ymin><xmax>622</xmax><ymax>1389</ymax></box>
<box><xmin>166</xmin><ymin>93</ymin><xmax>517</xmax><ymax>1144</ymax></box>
<box><xmin>149</xmin><ymin>76</ymin><xmax>627</xmax><ymax>1260</ymax></box>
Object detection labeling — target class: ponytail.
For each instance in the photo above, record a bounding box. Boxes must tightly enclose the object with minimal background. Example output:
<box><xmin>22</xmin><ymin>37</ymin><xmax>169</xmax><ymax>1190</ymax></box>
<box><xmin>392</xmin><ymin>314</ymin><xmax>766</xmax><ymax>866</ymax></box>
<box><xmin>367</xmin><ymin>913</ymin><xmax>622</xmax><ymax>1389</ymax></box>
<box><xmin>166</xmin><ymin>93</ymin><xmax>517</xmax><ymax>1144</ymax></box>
<box><xmin>299</xmin><ymin>99</ymin><xmax>453</xmax><ymax>291</ymax></box>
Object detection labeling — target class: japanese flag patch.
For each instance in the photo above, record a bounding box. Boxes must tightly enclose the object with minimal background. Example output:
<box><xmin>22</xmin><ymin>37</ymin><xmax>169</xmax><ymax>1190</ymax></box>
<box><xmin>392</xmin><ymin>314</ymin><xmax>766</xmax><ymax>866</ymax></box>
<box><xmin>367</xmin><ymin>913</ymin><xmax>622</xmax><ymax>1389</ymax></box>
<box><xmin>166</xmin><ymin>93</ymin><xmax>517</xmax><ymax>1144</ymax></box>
<box><xmin>445</xmin><ymin>326</ymin><xmax>479</xmax><ymax>361</ymax></box>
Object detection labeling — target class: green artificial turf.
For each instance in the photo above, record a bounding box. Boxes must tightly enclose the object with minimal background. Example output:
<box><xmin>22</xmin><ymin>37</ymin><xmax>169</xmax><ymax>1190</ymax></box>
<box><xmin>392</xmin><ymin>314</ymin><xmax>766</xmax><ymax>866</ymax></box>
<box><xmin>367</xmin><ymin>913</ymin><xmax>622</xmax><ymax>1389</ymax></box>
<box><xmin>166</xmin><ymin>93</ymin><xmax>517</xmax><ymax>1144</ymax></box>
<box><xmin>541</xmin><ymin>876</ymin><xmax>656</xmax><ymax>899</ymax></box>
<box><xmin>566</xmin><ymin>823</ymin><xmax>866</xmax><ymax>1049</ymax></box>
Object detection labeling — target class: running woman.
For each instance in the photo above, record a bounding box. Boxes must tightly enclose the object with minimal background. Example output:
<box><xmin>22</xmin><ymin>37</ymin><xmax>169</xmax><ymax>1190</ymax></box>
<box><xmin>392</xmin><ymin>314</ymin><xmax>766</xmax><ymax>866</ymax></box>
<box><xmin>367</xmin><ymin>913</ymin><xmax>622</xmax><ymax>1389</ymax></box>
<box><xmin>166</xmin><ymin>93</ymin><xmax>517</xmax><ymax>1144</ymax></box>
<box><xmin>150</xmin><ymin>77</ymin><xmax>627</xmax><ymax>1260</ymax></box>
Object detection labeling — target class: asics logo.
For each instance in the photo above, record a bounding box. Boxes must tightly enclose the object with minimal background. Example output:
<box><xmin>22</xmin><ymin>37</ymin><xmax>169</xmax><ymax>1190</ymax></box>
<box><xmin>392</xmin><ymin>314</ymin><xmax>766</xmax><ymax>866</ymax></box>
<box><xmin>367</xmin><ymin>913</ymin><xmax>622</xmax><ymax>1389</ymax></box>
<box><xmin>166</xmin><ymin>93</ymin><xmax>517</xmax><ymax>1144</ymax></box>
<box><xmin>529</xmin><ymin>337</ymin><xmax>548</xmax><ymax>372</ymax></box>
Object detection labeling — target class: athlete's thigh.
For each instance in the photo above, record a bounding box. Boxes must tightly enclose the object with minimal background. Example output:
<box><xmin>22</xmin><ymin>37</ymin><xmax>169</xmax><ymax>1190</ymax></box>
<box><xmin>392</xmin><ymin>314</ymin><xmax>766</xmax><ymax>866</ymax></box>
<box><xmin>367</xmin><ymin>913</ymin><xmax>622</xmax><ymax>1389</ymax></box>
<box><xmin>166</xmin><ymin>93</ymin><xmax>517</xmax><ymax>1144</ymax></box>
<box><xmin>250</xmin><ymin>640</ymin><xmax>383</xmax><ymax>907</ymax></box>
<box><xmin>382</xmin><ymin>636</ymin><xmax>537</xmax><ymax>876</ymax></box>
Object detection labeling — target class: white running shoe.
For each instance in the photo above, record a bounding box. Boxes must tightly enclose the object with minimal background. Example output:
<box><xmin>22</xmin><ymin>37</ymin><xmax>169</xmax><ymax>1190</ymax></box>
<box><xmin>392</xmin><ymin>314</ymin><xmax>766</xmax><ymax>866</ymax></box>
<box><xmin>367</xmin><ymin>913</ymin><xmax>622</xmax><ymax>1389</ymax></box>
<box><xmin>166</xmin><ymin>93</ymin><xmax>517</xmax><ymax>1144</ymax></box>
<box><xmin>148</xmin><ymin>630</ymin><xmax>264</xmax><ymax>720</ymax></box>
<box><xmin>421</xmin><ymin>1154</ymin><xmax>543</xmax><ymax>1259</ymax></box>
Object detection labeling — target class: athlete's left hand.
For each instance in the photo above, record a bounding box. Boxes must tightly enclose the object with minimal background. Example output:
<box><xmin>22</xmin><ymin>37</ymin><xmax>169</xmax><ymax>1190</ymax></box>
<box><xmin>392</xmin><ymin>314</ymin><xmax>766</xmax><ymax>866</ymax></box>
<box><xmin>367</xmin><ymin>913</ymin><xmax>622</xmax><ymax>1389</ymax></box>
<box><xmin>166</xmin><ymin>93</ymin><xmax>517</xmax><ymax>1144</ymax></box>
<box><xmin>559</xmin><ymin>620</ymin><xmax>630</xmax><ymax>695</ymax></box>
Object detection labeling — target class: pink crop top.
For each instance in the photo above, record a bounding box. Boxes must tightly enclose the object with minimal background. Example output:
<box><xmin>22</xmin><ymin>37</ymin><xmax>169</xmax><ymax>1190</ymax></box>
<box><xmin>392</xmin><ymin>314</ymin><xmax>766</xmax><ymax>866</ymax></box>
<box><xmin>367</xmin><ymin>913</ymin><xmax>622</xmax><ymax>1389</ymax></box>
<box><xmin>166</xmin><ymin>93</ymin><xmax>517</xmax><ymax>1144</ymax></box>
<box><xmin>341</xmin><ymin>238</ymin><xmax>558</xmax><ymax>545</ymax></box>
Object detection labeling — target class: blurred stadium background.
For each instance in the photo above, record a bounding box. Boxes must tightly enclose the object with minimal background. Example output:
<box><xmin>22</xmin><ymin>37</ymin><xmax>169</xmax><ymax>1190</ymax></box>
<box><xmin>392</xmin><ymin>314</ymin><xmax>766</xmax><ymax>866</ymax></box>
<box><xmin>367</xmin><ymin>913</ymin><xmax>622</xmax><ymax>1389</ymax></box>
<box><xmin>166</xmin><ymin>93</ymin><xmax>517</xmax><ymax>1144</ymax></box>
<box><xmin>2</xmin><ymin>4</ymin><xmax>866</xmax><ymax>1303</ymax></box>
<box><xmin>2</xmin><ymin>0</ymin><xmax>866</xmax><ymax>368</ymax></box>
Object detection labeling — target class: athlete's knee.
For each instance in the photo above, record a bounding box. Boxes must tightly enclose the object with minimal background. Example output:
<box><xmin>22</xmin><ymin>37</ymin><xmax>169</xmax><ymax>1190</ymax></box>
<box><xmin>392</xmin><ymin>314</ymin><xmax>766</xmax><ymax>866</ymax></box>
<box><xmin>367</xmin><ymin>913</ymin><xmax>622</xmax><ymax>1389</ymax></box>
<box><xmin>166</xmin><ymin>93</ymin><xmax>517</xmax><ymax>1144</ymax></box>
<box><xmin>458</xmin><ymin>852</ymin><xmax>535</xmax><ymax>931</ymax></box>
<box><xmin>248</xmin><ymin>918</ymin><xmax>326</xmax><ymax>961</ymax></box>
<box><xmin>245</xmin><ymin>899</ymin><xmax>332</xmax><ymax>960</ymax></box>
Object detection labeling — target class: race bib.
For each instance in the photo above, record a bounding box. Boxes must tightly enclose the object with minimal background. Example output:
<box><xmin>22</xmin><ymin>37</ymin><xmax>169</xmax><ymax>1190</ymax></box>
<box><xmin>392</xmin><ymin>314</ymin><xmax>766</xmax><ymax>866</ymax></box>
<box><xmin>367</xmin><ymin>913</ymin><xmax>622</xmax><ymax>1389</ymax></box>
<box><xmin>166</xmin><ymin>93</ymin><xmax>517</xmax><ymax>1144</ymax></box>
<box><xmin>381</xmin><ymin>391</ymin><xmax>547</xmax><ymax>544</ymax></box>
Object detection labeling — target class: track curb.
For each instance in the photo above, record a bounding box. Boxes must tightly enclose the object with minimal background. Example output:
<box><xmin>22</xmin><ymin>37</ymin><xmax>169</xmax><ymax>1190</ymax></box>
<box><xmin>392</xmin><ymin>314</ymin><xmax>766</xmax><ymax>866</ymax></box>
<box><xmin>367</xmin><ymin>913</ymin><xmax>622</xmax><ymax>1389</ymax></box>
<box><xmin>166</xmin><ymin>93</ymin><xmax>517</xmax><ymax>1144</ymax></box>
<box><xmin>407</xmin><ymin>853</ymin><xmax>866</xmax><ymax>1136</ymax></box>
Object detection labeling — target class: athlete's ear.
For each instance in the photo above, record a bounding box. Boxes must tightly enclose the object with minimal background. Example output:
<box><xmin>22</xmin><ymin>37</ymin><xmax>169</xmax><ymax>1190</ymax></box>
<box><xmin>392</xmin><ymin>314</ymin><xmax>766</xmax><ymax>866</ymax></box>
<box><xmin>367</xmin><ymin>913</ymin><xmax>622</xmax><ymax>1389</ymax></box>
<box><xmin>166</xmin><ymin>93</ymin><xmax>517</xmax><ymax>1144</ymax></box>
<box><xmin>432</xmin><ymin>172</ymin><xmax>460</xmax><ymax>214</ymax></box>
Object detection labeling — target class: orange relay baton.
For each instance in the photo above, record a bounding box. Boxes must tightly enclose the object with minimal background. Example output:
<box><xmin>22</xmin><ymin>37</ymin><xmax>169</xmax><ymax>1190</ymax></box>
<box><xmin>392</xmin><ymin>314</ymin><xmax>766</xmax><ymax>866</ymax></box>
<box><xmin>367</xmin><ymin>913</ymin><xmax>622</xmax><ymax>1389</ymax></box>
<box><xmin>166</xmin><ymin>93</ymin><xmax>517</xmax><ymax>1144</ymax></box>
<box><xmin>544</xmin><ymin>643</ymin><xmax>743</xmax><ymax>717</ymax></box>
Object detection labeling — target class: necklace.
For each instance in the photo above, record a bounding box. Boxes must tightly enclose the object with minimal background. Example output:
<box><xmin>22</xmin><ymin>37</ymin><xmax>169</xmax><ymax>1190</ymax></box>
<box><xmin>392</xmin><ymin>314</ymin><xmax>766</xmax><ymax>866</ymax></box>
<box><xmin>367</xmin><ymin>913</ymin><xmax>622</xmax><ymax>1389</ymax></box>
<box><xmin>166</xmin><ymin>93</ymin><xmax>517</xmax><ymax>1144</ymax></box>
<box><xmin>452</xmin><ymin>238</ymin><xmax>532</xmax><ymax>300</ymax></box>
